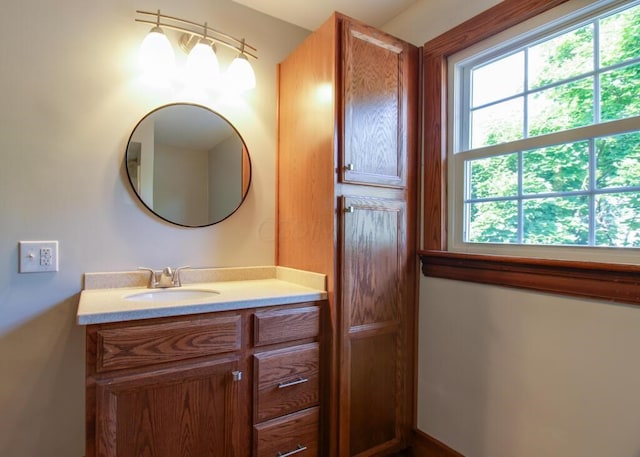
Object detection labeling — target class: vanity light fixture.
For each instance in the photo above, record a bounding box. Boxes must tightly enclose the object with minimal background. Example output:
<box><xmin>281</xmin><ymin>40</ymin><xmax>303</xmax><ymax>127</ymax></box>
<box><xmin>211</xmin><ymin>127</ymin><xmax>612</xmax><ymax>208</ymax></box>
<box><xmin>185</xmin><ymin>23</ymin><xmax>220</xmax><ymax>88</ymax></box>
<box><xmin>226</xmin><ymin>39</ymin><xmax>257</xmax><ymax>92</ymax></box>
<box><xmin>138</xmin><ymin>11</ymin><xmax>175</xmax><ymax>78</ymax></box>
<box><xmin>136</xmin><ymin>9</ymin><xmax>257</xmax><ymax>91</ymax></box>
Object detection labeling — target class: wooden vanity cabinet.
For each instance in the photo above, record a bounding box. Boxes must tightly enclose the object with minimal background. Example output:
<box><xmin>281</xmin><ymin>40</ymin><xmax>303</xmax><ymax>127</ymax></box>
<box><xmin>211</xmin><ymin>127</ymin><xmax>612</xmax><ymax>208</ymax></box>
<box><xmin>277</xmin><ymin>12</ymin><xmax>418</xmax><ymax>457</ymax></box>
<box><xmin>85</xmin><ymin>301</ymin><xmax>324</xmax><ymax>457</ymax></box>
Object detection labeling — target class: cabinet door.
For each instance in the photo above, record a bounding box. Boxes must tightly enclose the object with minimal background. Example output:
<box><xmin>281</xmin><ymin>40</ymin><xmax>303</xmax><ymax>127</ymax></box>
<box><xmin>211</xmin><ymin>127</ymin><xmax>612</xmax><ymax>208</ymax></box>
<box><xmin>339</xmin><ymin>196</ymin><xmax>408</xmax><ymax>456</ymax></box>
<box><xmin>341</xmin><ymin>20</ymin><xmax>413</xmax><ymax>189</ymax></box>
<box><xmin>95</xmin><ymin>358</ymin><xmax>240</xmax><ymax>457</ymax></box>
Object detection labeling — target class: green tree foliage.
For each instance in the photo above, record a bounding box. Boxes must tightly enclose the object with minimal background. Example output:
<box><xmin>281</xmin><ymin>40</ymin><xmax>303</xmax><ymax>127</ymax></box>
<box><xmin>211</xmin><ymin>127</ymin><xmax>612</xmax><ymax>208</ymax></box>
<box><xmin>468</xmin><ymin>4</ymin><xmax>640</xmax><ymax>247</ymax></box>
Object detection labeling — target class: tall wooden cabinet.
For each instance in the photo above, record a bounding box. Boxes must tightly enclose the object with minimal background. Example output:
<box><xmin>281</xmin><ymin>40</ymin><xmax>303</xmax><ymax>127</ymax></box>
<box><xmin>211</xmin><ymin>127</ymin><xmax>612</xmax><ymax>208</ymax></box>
<box><xmin>277</xmin><ymin>13</ymin><xmax>419</xmax><ymax>457</ymax></box>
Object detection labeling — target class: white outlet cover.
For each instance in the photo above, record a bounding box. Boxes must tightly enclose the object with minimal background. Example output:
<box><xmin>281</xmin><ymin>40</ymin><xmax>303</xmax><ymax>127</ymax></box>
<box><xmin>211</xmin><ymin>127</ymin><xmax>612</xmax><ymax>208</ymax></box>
<box><xmin>19</xmin><ymin>240</ymin><xmax>59</xmax><ymax>273</ymax></box>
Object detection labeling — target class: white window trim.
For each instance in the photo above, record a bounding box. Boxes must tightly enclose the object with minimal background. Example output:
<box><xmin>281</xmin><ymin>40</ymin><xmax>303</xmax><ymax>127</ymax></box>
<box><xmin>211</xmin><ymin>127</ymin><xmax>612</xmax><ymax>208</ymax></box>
<box><xmin>447</xmin><ymin>0</ymin><xmax>640</xmax><ymax>265</ymax></box>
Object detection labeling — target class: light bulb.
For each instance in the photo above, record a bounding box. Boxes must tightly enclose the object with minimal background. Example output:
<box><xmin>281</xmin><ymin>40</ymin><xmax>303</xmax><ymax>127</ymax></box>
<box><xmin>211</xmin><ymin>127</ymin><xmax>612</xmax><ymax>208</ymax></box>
<box><xmin>227</xmin><ymin>54</ymin><xmax>256</xmax><ymax>92</ymax></box>
<box><xmin>186</xmin><ymin>40</ymin><xmax>220</xmax><ymax>88</ymax></box>
<box><xmin>139</xmin><ymin>27</ymin><xmax>175</xmax><ymax>76</ymax></box>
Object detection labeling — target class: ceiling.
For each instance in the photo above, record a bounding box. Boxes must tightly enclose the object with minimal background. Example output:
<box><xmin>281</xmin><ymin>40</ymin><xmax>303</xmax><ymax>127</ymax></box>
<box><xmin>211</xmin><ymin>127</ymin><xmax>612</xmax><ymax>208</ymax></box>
<box><xmin>231</xmin><ymin>0</ymin><xmax>419</xmax><ymax>31</ymax></box>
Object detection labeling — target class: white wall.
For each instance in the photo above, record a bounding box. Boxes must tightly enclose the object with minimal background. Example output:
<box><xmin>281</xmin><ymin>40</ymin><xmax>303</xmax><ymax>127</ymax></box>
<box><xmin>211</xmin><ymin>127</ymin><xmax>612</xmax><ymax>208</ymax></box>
<box><xmin>0</xmin><ymin>0</ymin><xmax>308</xmax><ymax>455</ymax></box>
<box><xmin>209</xmin><ymin>134</ymin><xmax>244</xmax><ymax>222</ymax></box>
<box><xmin>383</xmin><ymin>1</ymin><xmax>640</xmax><ymax>456</ymax></box>
<box><xmin>418</xmin><ymin>278</ymin><xmax>640</xmax><ymax>457</ymax></box>
<box><xmin>382</xmin><ymin>0</ymin><xmax>501</xmax><ymax>46</ymax></box>
<box><xmin>154</xmin><ymin>143</ymin><xmax>209</xmax><ymax>226</ymax></box>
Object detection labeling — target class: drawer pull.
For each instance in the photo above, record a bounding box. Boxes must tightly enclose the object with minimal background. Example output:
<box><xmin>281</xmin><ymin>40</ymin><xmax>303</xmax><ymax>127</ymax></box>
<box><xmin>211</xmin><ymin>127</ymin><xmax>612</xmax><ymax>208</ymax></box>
<box><xmin>232</xmin><ymin>370</ymin><xmax>243</xmax><ymax>382</ymax></box>
<box><xmin>277</xmin><ymin>444</ymin><xmax>307</xmax><ymax>457</ymax></box>
<box><xmin>277</xmin><ymin>377</ymin><xmax>309</xmax><ymax>389</ymax></box>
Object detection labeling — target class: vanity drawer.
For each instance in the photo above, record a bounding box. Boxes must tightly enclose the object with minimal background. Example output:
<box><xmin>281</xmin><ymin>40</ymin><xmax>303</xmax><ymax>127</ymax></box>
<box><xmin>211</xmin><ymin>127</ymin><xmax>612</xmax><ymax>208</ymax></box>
<box><xmin>96</xmin><ymin>314</ymin><xmax>242</xmax><ymax>372</ymax></box>
<box><xmin>253</xmin><ymin>305</ymin><xmax>320</xmax><ymax>346</ymax></box>
<box><xmin>254</xmin><ymin>343</ymin><xmax>319</xmax><ymax>422</ymax></box>
<box><xmin>254</xmin><ymin>407</ymin><xmax>319</xmax><ymax>457</ymax></box>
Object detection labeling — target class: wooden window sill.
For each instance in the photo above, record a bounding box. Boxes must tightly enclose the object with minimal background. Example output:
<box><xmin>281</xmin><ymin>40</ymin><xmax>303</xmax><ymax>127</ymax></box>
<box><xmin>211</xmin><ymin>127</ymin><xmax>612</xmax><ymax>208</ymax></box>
<box><xmin>419</xmin><ymin>250</ymin><xmax>640</xmax><ymax>306</ymax></box>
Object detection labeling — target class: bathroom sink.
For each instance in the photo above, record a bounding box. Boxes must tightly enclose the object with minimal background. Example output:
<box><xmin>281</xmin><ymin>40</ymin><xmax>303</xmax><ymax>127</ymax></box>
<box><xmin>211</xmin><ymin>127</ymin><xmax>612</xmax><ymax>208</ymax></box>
<box><xmin>125</xmin><ymin>289</ymin><xmax>220</xmax><ymax>302</ymax></box>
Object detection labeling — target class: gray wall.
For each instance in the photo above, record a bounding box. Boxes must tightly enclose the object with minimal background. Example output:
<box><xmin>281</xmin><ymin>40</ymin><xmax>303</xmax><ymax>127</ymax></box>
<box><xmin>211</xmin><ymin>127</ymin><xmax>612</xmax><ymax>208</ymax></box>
<box><xmin>0</xmin><ymin>0</ymin><xmax>308</xmax><ymax>455</ymax></box>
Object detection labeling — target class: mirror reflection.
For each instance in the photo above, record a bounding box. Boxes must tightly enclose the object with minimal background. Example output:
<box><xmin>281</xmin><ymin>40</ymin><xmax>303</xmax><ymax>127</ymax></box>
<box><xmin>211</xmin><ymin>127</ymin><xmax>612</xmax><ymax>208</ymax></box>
<box><xmin>126</xmin><ymin>103</ymin><xmax>251</xmax><ymax>227</ymax></box>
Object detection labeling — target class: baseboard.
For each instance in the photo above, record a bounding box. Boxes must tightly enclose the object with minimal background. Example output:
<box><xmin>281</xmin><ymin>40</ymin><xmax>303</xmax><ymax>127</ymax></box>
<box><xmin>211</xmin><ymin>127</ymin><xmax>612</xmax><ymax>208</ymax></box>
<box><xmin>410</xmin><ymin>429</ymin><xmax>465</xmax><ymax>457</ymax></box>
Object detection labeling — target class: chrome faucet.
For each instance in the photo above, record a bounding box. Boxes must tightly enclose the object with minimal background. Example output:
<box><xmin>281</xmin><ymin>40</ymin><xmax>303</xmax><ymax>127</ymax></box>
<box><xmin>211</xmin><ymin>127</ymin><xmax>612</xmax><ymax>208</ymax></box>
<box><xmin>139</xmin><ymin>266</ymin><xmax>191</xmax><ymax>288</ymax></box>
<box><xmin>157</xmin><ymin>267</ymin><xmax>176</xmax><ymax>288</ymax></box>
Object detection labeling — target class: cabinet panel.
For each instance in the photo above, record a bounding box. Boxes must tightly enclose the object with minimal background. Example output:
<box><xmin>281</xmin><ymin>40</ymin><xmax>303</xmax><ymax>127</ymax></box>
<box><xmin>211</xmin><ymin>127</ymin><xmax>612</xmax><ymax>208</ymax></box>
<box><xmin>341</xmin><ymin>196</ymin><xmax>406</xmax><ymax>328</ymax></box>
<box><xmin>254</xmin><ymin>343</ymin><xmax>320</xmax><ymax>422</ymax></box>
<box><xmin>342</xmin><ymin>21</ymin><xmax>409</xmax><ymax>188</ymax></box>
<box><xmin>96</xmin><ymin>358</ymin><xmax>239</xmax><ymax>457</ymax></box>
<box><xmin>254</xmin><ymin>407</ymin><xmax>319</xmax><ymax>457</ymax></box>
<box><xmin>253</xmin><ymin>306</ymin><xmax>320</xmax><ymax>347</ymax></box>
<box><xmin>97</xmin><ymin>314</ymin><xmax>241</xmax><ymax>372</ymax></box>
<box><xmin>340</xmin><ymin>195</ymin><xmax>408</xmax><ymax>456</ymax></box>
<box><xmin>349</xmin><ymin>332</ymin><xmax>401</xmax><ymax>456</ymax></box>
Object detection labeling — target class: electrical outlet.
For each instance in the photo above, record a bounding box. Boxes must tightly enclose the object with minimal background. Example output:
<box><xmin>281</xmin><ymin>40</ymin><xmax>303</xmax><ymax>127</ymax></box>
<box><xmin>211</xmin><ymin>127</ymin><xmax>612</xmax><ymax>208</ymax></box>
<box><xmin>40</xmin><ymin>247</ymin><xmax>53</xmax><ymax>266</ymax></box>
<box><xmin>19</xmin><ymin>241</ymin><xmax>59</xmax><ymax>273</ymax></box>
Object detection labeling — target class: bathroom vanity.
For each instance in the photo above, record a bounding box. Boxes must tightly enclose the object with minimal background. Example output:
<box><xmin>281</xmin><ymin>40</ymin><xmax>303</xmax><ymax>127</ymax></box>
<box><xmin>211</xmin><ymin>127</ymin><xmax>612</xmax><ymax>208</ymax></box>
<box><xmin>78</xmin><ymin>267</ymin><xmax>327</xmax><ymax>457</ymax></box>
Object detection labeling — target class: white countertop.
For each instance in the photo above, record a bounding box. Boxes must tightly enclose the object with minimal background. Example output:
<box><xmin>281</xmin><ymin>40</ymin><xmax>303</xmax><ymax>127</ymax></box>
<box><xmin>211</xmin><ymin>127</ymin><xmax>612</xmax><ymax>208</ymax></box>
<box><xmin>77</xmin><ymin>266</ymin><xmax>327</xmax><ymax>325</ymax></box>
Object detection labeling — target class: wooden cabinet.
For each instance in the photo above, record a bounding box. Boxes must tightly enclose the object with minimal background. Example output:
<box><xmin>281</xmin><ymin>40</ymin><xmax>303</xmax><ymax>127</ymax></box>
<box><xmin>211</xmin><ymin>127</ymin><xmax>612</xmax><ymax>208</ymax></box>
<box><xmin>95</xmin><ymin>358</ymin><xmax>240</xmax><ymax>457</ymax></box>
<box><xmin>254</xmin><ymin>343</ymin><xmax>319</xmax><ymax>422</ymax></box>
<box><xmin>86</xmin><ymin>311</ymin><xmax>244</xmax><ymax>457</ymax></box>
<box><xmin>342</xmin><ymin>20</ymin><xmax>410</xmax><ymax>189</ymax></box>
<box><xmin>252</xmin><ymin>306</ymin><xmax>321</xmax><ymax>457</ymax></box>
<box><xmin>254</xmin><ymin>408</ymin><xmax>319</xmax><ymax>457</ymax></box>
<box><xmin>340</xmin><ymin>196</ymin><xmax>409</xmax><ymax>456</ymax></box>
<box><xmin>85</xmin><ymin>302</ymin><xmax>324</xmax><ymax>457</ymax></box>
<box><xmin>277</xmin><ymin>12</ymin><xmax>418</xmax><ymax>457</ymax></box>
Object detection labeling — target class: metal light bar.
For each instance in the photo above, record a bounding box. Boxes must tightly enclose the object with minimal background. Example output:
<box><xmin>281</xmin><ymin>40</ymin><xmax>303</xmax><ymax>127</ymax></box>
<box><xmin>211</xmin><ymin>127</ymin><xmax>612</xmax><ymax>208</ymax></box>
<box><xmin>135</xmin><ymin>10</ymin><xmax>258</xmax><ymax>60</ymax></box>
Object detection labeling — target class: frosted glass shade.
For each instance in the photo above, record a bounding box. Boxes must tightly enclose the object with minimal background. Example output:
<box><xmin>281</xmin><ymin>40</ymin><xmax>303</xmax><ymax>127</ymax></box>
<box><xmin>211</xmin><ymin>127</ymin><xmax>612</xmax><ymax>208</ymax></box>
<box><xmin>139</xmin><ymin>27</ymin><xmax>175</xmax><ymax>75</ymax></box>
<box><xmin>186</xmin><ymin>41</ymin><xmax>220</xmax><ymax>88</ymax></box>
<box><xmin>227</xmin><ymin>55</ymin><xmax>256</xmax><ymax>92</ymax></box>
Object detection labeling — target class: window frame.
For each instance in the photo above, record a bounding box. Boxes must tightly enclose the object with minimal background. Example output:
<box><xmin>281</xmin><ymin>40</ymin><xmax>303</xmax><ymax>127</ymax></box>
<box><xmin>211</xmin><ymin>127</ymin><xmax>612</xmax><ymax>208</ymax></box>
<box><xmin>419</xmin><ymin>0</ymin><xmax>640</xmax><ymax>306</ymax></box>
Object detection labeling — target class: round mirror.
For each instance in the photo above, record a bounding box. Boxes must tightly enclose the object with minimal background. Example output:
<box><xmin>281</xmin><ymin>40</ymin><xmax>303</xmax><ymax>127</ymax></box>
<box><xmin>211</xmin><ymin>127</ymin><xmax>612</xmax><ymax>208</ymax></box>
<box><xmin>125</xmin><ymin>103</ymin><xmax>251</xmax><ymax>227</ymax></box>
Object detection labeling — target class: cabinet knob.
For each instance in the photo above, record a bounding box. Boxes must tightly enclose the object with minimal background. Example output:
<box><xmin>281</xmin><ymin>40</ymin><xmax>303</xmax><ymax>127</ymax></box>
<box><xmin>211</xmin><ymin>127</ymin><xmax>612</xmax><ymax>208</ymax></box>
<box><xmin>344</xmin><ymin>206</ymin><xmax>355</xmax><ymax>213</ymax></box>
<box><xmin>277</xmin><ymin>445</ymin><xmax>307</xmax><ymax>457</ymax></box>
<box><xmin>345</xmin><ymin>163</ymin><xmax>355</xmax><ymax>171</ymax></box>
<box><xmin>231</xmin><ymin>370</ymin><xmax>242</xmax><ymax>382</ymax></box>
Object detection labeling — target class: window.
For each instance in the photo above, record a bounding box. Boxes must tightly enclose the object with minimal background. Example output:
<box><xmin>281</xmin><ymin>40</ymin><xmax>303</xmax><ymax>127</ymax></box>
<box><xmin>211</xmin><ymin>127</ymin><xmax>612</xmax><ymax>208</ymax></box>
<box><xmin>448</xmin><ymin>0</ymin><xmax>640</xmax><ymax>262</ymax></box>
<box><xmin>420</xmin><ymin>0</ymin><xmax>640</xmax><ymax>306</ymax></box>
